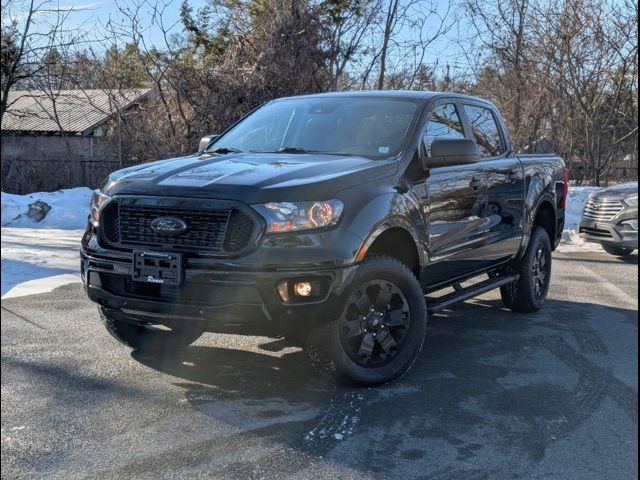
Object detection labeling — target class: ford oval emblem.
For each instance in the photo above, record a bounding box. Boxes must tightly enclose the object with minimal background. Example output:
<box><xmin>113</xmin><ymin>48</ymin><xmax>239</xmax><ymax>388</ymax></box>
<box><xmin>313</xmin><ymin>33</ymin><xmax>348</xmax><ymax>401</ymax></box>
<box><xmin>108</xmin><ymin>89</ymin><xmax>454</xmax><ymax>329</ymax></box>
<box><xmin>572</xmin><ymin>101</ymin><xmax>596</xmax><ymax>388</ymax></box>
<box><xmin>150</xmin><ymin>217</ymin><xmax>188</xmax><ymax>236</ymax></box>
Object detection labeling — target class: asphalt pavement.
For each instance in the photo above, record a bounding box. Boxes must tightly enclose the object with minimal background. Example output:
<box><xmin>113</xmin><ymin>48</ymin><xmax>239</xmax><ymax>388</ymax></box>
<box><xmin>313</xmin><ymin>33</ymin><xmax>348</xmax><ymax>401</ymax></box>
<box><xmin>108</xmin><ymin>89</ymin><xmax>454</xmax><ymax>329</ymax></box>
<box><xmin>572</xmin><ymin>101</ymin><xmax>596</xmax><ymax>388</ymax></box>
<box><xmin>1</xmin><ymin>250</ymin><xmax>637</xmax><ymax>479</ymax></box>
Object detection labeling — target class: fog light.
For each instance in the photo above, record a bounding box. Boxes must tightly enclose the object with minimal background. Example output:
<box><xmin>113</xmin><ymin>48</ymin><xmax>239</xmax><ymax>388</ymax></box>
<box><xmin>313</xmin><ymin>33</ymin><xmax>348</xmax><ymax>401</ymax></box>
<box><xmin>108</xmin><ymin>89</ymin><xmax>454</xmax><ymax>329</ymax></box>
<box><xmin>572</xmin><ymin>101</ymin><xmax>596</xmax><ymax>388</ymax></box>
<box><xmin>294</xmin><ymin>281</ymin><xmax>313</xmax><ymax>297</ymax></box>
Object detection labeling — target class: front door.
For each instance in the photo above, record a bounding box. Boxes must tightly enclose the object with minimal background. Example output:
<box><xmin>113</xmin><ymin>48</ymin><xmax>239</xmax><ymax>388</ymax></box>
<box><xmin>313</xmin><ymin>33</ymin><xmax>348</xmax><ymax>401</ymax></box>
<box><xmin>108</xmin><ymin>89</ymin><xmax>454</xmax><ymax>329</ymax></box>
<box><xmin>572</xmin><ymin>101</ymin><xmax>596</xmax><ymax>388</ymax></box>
<box><xmin>415</xmin><ymin>101</ymin><xmax>489</xmax><ymax>286</ymax></box>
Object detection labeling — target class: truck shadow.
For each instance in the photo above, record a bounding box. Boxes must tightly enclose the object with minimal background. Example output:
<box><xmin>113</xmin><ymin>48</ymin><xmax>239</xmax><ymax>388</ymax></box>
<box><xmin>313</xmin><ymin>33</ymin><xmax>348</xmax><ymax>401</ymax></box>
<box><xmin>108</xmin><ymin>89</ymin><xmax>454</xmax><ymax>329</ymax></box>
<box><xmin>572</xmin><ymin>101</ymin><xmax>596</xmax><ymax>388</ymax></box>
<box><xmin>134</xmin><ymin>344</ymin><xmax>328</xmax><ymax>405</ymax></box>
<box><xmin>132</xmin><ymin>298</ymin><xmax>638</xmax><ymax>477</ymax></box>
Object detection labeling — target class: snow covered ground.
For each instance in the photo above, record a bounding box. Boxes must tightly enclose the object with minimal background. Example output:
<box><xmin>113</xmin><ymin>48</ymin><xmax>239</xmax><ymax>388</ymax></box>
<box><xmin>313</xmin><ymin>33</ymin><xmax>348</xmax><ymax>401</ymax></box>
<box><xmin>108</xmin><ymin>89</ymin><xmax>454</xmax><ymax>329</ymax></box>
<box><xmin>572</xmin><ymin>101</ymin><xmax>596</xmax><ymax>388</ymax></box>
<box><xmin>1</xmin><ymin>188</ymin><xmax>91</xmax><ymax>299</ymax></box>
<box><xmin>1</xmin><ymin>187</ymin><xmax>92</xmax><ymax>229</ymax></box>
<box><xmin>0</xmin><ymin>185</ymin><xmax>617</xmax><ymax>299</ymax></box>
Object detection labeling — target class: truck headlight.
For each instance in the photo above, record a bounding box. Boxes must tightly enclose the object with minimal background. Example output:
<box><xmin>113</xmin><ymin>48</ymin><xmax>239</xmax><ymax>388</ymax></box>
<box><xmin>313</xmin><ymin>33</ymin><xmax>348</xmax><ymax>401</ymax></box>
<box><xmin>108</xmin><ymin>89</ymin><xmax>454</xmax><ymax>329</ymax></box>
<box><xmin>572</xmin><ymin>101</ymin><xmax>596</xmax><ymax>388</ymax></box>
<box><xmin>624</xmin><ymin>196</ymin><xmax>638</xmax><ymax>207</ymax></box>
<box><xmin>89</xmin><ymin>189</ymin><xmax>111</xmax><ymax>227</ymax></box>
<box><xmin>253</xmin><ymin>200</ymin><xmax>344</xmax><ymax>233</ymax></box>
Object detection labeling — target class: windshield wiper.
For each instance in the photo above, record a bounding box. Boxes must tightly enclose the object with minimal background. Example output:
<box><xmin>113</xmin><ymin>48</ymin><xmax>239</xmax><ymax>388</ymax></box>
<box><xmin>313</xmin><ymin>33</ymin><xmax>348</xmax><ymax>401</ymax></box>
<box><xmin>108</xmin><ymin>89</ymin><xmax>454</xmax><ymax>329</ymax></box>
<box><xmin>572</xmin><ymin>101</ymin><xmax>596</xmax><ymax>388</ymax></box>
<box><xmin>203</xmin><ymin>147</ymin><xmax>242</xmax><ymax>155</ymax></box>
<box><xmin>251</xmin><ymin>147</ymin><xmax>358</xmax><ymax>156</ymax></box>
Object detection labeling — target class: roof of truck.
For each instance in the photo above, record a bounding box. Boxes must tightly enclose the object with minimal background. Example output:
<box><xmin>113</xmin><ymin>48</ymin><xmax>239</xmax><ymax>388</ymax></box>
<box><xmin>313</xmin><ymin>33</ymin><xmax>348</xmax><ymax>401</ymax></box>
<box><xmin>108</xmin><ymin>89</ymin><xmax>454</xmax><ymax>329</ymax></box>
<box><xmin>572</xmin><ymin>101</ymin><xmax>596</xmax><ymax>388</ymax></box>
<box><xmin>278</xmin><ymin>90</ymin><xmax>494</xmax><ymax>105</ymax></box>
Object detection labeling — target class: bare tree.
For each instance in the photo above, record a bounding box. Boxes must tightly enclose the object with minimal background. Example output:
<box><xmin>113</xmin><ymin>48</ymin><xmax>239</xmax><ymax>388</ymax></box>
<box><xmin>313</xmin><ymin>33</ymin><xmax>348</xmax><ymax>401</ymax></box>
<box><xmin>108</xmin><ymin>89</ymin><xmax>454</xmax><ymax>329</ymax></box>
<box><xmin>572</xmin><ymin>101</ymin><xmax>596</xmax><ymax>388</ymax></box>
<box><xmin>464</xmin><ymin>0</ymin><xmax>543</xmax><ymax>147</ymax></box>
<box><xmin>533</xmin><ymin>0</ymin><xmax>638</xmax><ymax>184</ymax></box>
<box><xmin>358</xmin><ymin>0</ymin><xmax>456</xmax><ymax>90</ymax></box>
<box><xmin>1</xmin><ymin>0</ymin><xmax>85</xmax><ymax>123</ymax></box>
<box><xmin>322</xmin><ymin>0</ymin><xmax>381</xmax><ymax>90</ymax></box>
<box><xmin>1</xmin><ymin>0</ymin><xmax>40</xmax><ymax>123</ymax></box>
<box><xmin>5</xmin><ymin>0</ymin><xmax>634</xmax><ymax>189</ymax></box>
<box><xmin>76</xmin><ymin>0</ymin><xmax>331</xmax><ymax>164</ymax></box>
<box><xmin>376</xmin><ymin>0</ymin><xmax>399</xmax><ymax>89</ymax></box>
<box><xmin>464</xmin><ymin>0</ymin><xmax>637</xmax><ymax>184</ymax></box>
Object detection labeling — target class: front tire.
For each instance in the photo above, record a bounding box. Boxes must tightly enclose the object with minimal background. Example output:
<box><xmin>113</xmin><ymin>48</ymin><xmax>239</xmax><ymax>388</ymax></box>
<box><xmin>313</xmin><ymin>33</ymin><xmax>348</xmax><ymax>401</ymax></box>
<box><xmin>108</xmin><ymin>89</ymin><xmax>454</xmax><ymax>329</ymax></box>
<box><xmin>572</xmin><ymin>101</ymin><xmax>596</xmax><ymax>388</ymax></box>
<box><xmin>501</xmin><ymin>226</ymin><xmax>552</xmax><ymax>313</ymax></box>
<box><xmin>306</xmin><ymin>256</ymin><xmax>427</xmax><ymax>385</ymax></box>
<box><xmin>99</xmin><ymin>307</ymin><xmax>205</xmax><ymax>352</ymax></box>
<box><xmin>602</xmin><ymin>243</ymin><xmax>634</xmax><ymax>257</ymax></box>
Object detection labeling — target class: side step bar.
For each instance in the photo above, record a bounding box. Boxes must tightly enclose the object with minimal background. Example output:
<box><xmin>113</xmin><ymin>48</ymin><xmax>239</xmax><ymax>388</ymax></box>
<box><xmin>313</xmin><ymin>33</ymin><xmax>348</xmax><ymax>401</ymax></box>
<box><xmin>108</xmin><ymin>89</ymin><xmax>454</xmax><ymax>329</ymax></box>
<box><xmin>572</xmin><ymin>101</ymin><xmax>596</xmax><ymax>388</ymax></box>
<box><xmin>426</xmin><ymin>274</ymin><xmax>518</xmax><ymax>314</ymax></box>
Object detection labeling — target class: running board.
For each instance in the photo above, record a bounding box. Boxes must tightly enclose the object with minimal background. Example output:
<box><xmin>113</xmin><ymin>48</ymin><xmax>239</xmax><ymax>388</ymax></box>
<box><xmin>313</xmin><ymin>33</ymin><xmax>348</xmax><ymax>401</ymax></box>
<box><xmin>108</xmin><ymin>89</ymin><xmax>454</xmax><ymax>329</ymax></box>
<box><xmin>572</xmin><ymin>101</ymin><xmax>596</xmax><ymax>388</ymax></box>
<box><xmin>426</xmin><ymin>274</ymin><xmax>518</xmax><ymax>314</ymax></box>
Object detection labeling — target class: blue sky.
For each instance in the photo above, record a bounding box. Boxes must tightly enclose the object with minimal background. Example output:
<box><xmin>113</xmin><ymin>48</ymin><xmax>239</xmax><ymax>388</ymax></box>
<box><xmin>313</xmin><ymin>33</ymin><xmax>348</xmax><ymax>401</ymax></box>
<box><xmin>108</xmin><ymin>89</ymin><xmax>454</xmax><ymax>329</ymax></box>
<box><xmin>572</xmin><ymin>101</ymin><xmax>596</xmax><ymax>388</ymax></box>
<box><xmin>3</xmin><ymin>0</ymin><xmax>204</xmax><ymax>43</ymax></box>
<box><xmin>4</xmin><ymin>0</ymin><xmax>473</xmax><ymax>79</ymax></box>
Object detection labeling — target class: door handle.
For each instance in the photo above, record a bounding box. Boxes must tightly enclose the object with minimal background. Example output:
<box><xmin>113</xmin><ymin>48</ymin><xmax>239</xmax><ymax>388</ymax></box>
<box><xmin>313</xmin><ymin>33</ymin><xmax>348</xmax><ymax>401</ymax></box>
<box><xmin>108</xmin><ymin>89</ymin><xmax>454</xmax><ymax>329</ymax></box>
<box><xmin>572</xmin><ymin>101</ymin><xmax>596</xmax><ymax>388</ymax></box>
<box><xmin>470</xmin><ymin>177</ymin><xmax>483</xmax><ymax>190</ymax></box>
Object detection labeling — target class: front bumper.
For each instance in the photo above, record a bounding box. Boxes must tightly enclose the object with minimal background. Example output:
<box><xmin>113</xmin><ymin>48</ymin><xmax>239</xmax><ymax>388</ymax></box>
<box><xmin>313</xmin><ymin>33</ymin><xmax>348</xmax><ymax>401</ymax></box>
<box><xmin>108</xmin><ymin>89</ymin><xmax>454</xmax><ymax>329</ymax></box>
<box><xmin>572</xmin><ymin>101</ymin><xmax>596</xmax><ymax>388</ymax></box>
<box><xmin>579</xmin><ymin>215</ymin><xmax>638</xmax><ymax>249</ymax></box>
<box><xmin>81</xmin><ymin>235</ymin><xmax>358</xmax><ymax>335</ymax></box>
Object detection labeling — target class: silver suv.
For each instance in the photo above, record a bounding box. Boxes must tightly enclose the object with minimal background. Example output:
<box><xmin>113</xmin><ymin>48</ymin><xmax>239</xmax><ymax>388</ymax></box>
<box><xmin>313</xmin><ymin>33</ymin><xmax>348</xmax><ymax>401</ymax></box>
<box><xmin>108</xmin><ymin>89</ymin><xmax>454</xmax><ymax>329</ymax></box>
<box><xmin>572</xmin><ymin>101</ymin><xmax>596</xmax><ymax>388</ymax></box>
<box><xmin>580</xmin><ymin>182</ymin><xmax>638</xmax><ymax>257</ymax></box>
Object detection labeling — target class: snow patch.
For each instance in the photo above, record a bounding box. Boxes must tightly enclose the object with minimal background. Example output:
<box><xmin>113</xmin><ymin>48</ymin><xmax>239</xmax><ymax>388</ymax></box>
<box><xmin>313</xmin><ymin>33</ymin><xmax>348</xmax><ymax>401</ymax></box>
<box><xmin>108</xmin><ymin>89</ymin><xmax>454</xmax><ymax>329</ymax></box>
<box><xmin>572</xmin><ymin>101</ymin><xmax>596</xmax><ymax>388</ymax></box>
<box><xmin>557</xmin><ymin>186</ymin><xmax>603</xmax><ymax>252</ymax></box>
<box><xmin>1</xmin><ymin>187</ymin><xmax>92</xmax><ymax>229</ymax></box>
<box><xmin>564</xmin><ymin>187</ymin><xmax>598</xmax><ymax>232</ymax></box>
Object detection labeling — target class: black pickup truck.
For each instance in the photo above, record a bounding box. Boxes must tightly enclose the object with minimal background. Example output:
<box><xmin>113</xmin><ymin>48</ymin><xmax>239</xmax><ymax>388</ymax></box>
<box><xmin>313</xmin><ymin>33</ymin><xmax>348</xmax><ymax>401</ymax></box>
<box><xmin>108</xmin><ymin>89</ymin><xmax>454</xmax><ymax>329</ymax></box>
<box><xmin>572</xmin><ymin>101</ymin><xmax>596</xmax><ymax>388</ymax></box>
<box><xmin>81</xmin><ymin>91</ymin><xmax>567</xmax><ymax>385</ymax></box>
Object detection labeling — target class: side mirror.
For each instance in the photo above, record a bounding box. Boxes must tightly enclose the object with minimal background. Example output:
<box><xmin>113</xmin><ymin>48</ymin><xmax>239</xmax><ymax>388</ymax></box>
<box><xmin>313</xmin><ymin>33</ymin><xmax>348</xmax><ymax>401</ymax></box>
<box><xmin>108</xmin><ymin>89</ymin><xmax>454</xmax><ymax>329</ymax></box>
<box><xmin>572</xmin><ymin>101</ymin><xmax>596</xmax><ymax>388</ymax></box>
<box><xmin>198</xmin><ymin>134</ymin><xmax>219</xmax><ymax>151</ymax></box>
<box><xmin>422</xmin><ymin>138</ymin><xmax>481</xmax><ymax>168</ymax></box>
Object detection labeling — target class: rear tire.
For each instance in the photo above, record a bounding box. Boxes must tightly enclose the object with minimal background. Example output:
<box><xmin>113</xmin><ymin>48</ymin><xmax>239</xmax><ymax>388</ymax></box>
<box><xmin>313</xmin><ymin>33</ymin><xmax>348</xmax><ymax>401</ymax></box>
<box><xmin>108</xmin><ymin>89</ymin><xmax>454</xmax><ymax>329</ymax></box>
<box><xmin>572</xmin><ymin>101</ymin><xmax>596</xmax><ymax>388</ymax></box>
<box><xmin>305</xmin><ymin>256</ymin><xmax>426</xmax><ymax>385</ymax></box>
<box><xmin>501</xmin><ymin>227</ymin><xmax>552</xmax><ymax>313</ymax></box>
<box><xmin>99</xmin><ymin>307</ymin><xmax>205</xmax><ymax>352</ymax></box>
<box><xmin>602</xmin><ymin>244</ymin><xmax>634</xmax><ymax>257</ymax></box>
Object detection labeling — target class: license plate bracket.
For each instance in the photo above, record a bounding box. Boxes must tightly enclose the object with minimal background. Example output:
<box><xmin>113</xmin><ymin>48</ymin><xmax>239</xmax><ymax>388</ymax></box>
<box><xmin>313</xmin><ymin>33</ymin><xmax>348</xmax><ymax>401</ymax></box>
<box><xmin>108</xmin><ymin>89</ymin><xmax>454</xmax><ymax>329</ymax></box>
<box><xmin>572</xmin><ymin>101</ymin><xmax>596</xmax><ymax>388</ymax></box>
<box><xmin>133</xmin><ymin>251</ymin><xmax>182</xmax><ymax>286</ymax></box>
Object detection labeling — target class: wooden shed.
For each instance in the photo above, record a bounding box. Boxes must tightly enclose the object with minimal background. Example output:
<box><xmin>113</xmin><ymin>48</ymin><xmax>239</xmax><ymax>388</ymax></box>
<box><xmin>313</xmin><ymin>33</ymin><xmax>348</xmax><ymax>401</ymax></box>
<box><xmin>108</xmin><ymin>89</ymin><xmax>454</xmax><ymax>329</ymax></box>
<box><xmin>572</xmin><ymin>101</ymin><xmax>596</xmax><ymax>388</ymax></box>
<box><xmin>1</xmin><ymin>89</ymin><xmax>150</xmax><ymax>193</ymax></box>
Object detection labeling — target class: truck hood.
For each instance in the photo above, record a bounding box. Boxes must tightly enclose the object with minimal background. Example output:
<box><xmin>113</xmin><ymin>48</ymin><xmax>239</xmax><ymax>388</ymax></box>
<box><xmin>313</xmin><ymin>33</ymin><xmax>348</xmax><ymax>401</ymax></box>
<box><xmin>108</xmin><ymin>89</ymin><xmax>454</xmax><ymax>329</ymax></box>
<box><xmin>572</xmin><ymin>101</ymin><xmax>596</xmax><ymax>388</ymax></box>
<box><xmin>103</xmin><ymin>152</ymin><xmax>397</xmax><ymax>202</ymax></box>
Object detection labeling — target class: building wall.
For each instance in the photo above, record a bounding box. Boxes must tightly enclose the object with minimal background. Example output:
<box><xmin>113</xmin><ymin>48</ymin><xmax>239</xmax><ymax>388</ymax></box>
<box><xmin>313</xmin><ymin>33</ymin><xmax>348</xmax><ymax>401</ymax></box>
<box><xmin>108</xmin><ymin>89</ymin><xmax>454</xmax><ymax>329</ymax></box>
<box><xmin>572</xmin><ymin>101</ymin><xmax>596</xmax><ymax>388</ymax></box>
<box><xmin>1</xmin><ymin>133</ymin><xmax>125</xmax><ymax>193</ymax></box>
<box><xmin>1</xmin><ymin>134</ymin><xmax>118</xmax><ymax>161</ymax></box>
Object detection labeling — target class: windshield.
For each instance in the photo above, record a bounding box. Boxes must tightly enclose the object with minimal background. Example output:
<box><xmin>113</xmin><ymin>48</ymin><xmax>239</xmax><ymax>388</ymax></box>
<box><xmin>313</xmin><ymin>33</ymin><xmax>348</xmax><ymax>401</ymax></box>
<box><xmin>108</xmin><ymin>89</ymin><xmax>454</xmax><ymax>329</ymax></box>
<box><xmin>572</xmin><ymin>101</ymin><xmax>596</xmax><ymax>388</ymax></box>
<box><xmin>209</xmin><ymin>97</ymin><xmax>420</xmax><ymax>159</ymax></box>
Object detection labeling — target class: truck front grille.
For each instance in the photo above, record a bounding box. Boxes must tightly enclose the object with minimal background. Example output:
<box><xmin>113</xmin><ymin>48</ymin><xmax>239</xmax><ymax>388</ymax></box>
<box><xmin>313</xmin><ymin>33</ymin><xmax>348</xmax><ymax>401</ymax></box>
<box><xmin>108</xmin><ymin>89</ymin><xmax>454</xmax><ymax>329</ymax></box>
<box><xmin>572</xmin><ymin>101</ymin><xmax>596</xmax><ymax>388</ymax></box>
<box><xmin>583</xmin><ymin>199</ymin><xmax>624</xmax><ymax>221</ymax></box>
<box><xmin>101</xmin><ymin>201</ymin><xmax>257</xmax><ymax>254</ymax></box>
<box><xmin>119</xmin><ymin>205</ymin><xmax>229</xmax><ymax>250</ymax></box>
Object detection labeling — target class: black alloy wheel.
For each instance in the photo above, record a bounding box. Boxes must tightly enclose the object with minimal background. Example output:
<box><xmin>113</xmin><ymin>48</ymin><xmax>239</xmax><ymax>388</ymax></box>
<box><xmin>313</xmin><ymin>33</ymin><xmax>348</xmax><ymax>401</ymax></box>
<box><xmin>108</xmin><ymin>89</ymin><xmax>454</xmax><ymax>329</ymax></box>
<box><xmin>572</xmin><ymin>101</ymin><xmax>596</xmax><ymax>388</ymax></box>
<box><xmin>532</xmin><ymin>241</ymin><xmax>551</xmax><ymax>300</ymax></box>
<box><xmin>339</xmin><ymin>280</ymin><xmax>411</xmax><ymax>368</ymax></box>
<box><xmin>305</xmin><ymin>255</ymin><xmax>427</xmax><ymax>385</ymax></box>
<box><xmin>501</xmin><ymin>226</ymin><xmax>553</xmax><ymax>313</ymax></box>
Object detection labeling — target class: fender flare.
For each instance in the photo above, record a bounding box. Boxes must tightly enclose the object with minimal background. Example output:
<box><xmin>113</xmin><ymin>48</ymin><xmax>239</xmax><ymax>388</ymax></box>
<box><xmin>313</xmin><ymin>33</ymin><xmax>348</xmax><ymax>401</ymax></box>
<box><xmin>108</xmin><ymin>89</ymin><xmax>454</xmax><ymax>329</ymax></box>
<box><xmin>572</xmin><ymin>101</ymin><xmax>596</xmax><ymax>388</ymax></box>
<box><xmin>355</xmin><ymin>215</ymin><xmax>427</xmax><ymax>269</ymax></box>
<box><xmin>517</xmin><ymin>175</ymin><xmax>558</xmax><ymax>257</ymax></box>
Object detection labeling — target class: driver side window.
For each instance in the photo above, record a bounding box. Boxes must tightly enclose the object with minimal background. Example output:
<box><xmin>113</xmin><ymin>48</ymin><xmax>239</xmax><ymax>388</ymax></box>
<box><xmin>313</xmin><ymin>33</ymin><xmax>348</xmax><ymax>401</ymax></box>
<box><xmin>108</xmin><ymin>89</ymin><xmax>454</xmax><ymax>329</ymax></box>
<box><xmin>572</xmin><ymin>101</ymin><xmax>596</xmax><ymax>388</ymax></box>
<box><xmin>423</xmin><ymin>103</ymin><xmax>465</xmax><ymax>155</ymax></box>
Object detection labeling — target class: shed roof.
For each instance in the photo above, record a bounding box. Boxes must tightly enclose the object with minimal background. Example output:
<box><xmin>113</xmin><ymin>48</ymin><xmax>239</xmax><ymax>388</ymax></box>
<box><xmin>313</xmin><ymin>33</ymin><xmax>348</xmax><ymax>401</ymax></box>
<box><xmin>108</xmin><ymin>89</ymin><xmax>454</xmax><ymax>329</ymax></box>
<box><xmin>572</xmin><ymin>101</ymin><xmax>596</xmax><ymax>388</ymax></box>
<box><xmin>1</xmin><ymin>89</ymin><xmax>150</xmax><ymax>134</ymax></box>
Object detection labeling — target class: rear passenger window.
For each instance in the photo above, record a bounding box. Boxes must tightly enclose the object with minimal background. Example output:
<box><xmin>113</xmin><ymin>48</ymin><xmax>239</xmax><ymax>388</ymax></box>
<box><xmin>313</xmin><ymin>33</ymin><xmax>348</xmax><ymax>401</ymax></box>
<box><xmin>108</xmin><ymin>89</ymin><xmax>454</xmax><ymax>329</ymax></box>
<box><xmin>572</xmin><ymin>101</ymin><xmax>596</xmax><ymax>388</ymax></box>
<box><xmin>423</xmin><ymin>103</ymin><xmax>465</xmax><ymax>154</ymax></box>
<box><xmin>463</xmin><ymin>105</ymin><xmax>505</xmax><ymax>157</ymax></box>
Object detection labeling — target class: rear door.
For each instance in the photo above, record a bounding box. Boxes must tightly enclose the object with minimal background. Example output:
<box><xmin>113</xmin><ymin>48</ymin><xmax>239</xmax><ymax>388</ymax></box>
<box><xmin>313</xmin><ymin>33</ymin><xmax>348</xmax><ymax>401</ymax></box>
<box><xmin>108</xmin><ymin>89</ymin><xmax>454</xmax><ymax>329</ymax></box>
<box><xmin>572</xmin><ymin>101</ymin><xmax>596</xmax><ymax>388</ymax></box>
<box><xmin>460</xmin><ymin>102</ymin><xmax>525</xmax><ymax>262</ymax></box>
<box><xmin>417</xmin><ymin>100</ymin><xmax>490</xmax><ymax>285</ymax></box>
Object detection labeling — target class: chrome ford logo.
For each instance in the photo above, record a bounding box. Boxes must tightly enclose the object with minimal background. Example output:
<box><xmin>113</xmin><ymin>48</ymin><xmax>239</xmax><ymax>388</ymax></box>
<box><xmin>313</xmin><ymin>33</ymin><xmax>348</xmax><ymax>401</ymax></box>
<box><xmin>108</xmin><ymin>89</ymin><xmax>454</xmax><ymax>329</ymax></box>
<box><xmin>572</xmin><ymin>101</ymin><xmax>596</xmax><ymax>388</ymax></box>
<box><xmin>150</xmin><ymin>217</ymin><xmax>188</xmax><ymax>236</ymax></box>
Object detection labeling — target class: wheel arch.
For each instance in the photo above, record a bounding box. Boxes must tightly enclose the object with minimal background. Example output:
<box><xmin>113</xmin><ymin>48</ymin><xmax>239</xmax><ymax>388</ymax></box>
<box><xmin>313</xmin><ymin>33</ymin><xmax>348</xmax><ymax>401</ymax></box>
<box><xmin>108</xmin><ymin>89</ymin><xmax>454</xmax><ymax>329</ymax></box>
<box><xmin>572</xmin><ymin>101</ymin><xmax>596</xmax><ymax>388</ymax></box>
<box><xmin>533</xmin><ymin>199</ymin><xmax>557</xmax><ymax>247</ymax></box>
<box><xmin>356</xmin><ymin>218</ymin><xmax>425</xmax><ymax>279</ymax></box>
<box><xmin>518</xmin><ymin>172</ymin><xmax>560</xmax><ymax>257</ymax></box>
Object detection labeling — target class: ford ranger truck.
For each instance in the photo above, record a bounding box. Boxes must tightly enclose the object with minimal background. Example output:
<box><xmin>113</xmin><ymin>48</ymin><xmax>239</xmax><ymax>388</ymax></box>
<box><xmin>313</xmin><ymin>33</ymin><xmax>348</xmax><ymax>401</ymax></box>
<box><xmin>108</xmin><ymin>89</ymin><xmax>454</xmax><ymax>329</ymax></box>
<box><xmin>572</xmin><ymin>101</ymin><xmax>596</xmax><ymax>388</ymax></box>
<box><xmin>81</xmin><ymin>91</ymin><xmax>567</xmax><ymax>385</ymax></box>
